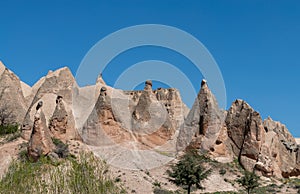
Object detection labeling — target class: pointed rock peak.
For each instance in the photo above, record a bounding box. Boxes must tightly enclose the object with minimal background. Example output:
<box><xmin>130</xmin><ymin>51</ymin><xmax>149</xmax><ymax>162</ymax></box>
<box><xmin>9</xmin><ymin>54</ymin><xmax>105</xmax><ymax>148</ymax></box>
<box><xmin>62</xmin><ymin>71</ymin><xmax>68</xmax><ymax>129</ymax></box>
<box><xmin>144</xmin><ymin>80</ymin><xmax>153</xmax><ymax>91</ymax></box>
<box><xmin>201</xmin><ymin>79</ymin><xmax>207</xmax><ymax>87</ymax></box>
<box><xmin>46</xmin><ymin>67</ymin><xmax>74</xmax><ymax>80</ymax></box>
<box><xmin>228</xmin><ymin>99</ymin><xmax>259</xmax><ymax>116</ymax></box>
<box><xmin>49</xmin><ymin>96</ymin><xmax>68</xmax><ymax>141</ymax></box>
<box><xmin>28</xmin><ymin>101</ymin><xmax>55</xmax><ymax>161</ymax></box>
<box><xmin>266</xmin><ymin>116</ymin><xmax>273</xmax><ymax>121</ymax></box>
<box><xmin>96</xmin><ymin>73</ymin><xmax>106</xmax><ymax>85</ymax></box>
<box><xmin>47</xmin><ymin>70</ymin><xmax>53</xmax><ymax>75</ymax></box>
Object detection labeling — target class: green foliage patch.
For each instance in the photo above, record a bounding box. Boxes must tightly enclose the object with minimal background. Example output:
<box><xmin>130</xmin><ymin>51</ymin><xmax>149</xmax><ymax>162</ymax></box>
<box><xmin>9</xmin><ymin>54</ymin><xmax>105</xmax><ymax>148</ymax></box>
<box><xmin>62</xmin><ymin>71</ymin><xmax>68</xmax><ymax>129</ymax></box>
<box><xmin>0</xmin><ymin>152</ymin><xmax>125</xmax><ymax>194</ymax></box>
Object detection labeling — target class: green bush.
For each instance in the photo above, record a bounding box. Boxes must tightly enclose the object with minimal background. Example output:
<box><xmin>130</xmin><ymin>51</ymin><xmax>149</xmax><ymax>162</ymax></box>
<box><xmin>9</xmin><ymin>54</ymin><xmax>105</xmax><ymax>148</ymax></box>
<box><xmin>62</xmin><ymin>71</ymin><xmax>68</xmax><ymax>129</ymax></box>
<box><xmin>0</xmin><ymin>152</ymin><xmax>125</xmax><ymax>194</ymax></box>
<box><xmin>236</xmin><ymin>171</ymin><xmax>260</xmax><ymax>194</ymax></box>
<box><xmin>153</xmin><ymin>180</ymin><xmax>161</xmax><ymax>188</ymax></box>
<box><xmin>167</xmin><ymin>150</ymin><xmax>211</xmax><ymax>194</ymax></box>
<box><xmin>51</xmin><ymin>138</ymin><xmax>69</xmax><ymax>158</ymax></box>
<box><xmin>153</xmin><ymin>188</ymin><xmax>182</xmax><ymax>194</ymax></box>
<box><xmin>0</xmin><ymin>124</ymin><xmax>18</xmax><ymax>135</ymax></box>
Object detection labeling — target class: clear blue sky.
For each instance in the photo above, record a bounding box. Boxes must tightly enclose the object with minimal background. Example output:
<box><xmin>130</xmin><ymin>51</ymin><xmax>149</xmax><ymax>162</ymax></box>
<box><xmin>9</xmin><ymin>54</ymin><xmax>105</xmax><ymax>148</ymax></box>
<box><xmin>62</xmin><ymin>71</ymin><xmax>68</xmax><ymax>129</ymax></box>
<box><xmin>1</xmin><ymin>1</ymin><xmax>300</xmax><ymax>136</ymax></box>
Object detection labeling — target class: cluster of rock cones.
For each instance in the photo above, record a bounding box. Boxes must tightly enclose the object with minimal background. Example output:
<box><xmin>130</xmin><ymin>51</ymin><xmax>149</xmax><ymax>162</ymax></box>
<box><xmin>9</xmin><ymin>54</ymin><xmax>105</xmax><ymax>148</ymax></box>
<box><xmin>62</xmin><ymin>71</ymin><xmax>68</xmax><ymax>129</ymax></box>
<box><xmin>0</xmin><ymin>60</ymin><xmax>299</xmax><ymax>178</ymax></box>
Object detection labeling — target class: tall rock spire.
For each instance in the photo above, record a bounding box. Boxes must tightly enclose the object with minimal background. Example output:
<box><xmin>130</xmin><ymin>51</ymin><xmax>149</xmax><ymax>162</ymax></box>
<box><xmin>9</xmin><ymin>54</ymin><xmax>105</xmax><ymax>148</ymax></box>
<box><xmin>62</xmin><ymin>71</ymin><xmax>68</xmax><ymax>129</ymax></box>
<box><xmin>177</xmin><ymin>79</ymin><xmax>225</xmax><ymax>153</ymax></box>
<box><xmin>28</xmin><ymin>101</ymin><xmax>55</xmax><ymax>161</ymax></box>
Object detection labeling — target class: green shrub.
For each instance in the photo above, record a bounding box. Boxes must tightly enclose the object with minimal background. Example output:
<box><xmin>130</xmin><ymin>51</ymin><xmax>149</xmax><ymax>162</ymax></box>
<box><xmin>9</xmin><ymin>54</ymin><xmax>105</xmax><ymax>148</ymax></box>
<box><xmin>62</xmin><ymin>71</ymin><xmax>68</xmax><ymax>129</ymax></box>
<box><xmin>52</xmin><ymin>138</ymin><xmax>69</xmax><ymax>158</ymax></box>
<box><xmin>236</xmin><ymin>171</ymin><xmax>260</xmax><ymax>194</ymax></box>
<box><xmin>153</xmin><ymin>188</ymin><xmax>182</xmax><ymax>194</ymax></box>
<box><xmin>0</xmin><ymin>152</ymin><xmax>125</xmax><ymax>194</ymax></box>
<box><xmin>153</xmin><ymin>180</ymin><xmax>161</xmax><ymax>188</ymax></box>
<box><xmin>167</xmin><ymin>150</ymin><xmax>211</xmax><ymax>194</ymax></box>
<box><xmin>0</xmin><ymin>124</ymin><xmax>18</xmax><ymax>135</ymax></box>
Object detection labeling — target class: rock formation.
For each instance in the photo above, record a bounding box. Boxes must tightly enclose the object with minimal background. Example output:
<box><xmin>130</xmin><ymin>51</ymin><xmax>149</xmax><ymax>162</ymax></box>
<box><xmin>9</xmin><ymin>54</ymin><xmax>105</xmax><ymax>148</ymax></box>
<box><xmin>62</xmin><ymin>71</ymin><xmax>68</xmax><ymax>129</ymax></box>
<box><xmin>177</xmin><ymin>80</ymin><xmax>228</xmax><ymax>157</ymax></box>
<box><xmin>176</xmin><ymin>79</ymin><xmax>300</xmax><ymax>178</ymax></box>
<box><xmin>21</xmin><ymin>67</ymin><xmax>78</xmax><ymax>141</ymax></box>
<box><xmin>81</xmin><ymin>86</ymin><xmax>119</xmax><ymax>146</ymax></box>
<box><xmin>226</xmin><ymin>100</ymin><xmax>265</xmax><ymax>172</ymax></box>
<box><xmin>1</xmin><ymin>61</ymin><xmax>300</xmax><ymax>179</ymax></box>
<box><xmin>49</xmin><ymin>96</ymin><xmax>68</xmax><ymax>141</ymax></box>
<box><xmin>262</xmin><ymin>117</ymin><xmax>300</xmax><ymax>177</ymax></box>
<box><xmin>0</xmin><ymin>63</ymin><xmax>29</xmax><ymax>125</ymax></box>
<box><xmin>27</xmin><ymin>101</ymin><xmax>55</xmax><ymax>161</ymax></box>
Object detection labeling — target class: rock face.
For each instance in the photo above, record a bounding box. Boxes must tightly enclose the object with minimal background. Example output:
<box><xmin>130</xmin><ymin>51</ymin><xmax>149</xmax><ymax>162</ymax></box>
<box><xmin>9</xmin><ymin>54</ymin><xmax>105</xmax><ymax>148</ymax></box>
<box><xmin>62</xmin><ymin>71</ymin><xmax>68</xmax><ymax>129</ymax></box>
<box><xmin>81</xmin><ymin>81</ymin><xmax>178</xmax><ymax>150</ymax></box>
<box><xmin>226</xmin><ymin>100</ymin><xmax>265</xmax><ymax>172</ymax></box>
<box><xmin>0</xmin><ymin>64</ymin><xmax>29</xmax><ymax>125</ymax></box>
<box><xmin>21</xmin><ymin>67</ymin><xmax>78</xmax><ymax>141</ymax></box>
<box><xmin>262</xmin><ymin>117</ymin><xmax>300</xmax><ymax>178</ymax></box>
<box><xmin>81</xmin><ymin>86</ymin><xmax>119</xmax><ymax>146</ymax></box>
<box><xmin>1</xmin><ymin>61</ymin><xmax>300</xmax><ymax>178</ymax></box>
<box><xmin>28</xmin><ymin>101</ymin><xmax>55</xmax><ymax>161</ymax></box>
<box><xmin>177</xmin><ymin>80</ymin><xmax>228</xmax><ymax>157</ymax></box>
<box><xmin>49</xmin><ymin>96</ymin><xmax>68</xmax><ymax>141</ymax></box>
<box><xmin>175</xmin><ymin>79</ymin><xmax>300</xmax><ymax>178</ymax></box>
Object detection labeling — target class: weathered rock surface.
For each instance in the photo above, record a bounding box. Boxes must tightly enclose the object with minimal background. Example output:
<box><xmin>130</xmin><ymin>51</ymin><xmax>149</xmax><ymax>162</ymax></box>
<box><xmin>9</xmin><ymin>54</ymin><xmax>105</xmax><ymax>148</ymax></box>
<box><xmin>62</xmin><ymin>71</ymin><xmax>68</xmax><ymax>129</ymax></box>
<box><xmin>49</xmin><ymin>96</ymin><xmax>69</xmax><ymax>141</ymax></box>
<box><xmin>27</xmin><ymin>101</ymin><xmax>55</xmax><ymax>161</ymax></box>
<box><xmin>82</xmin><ymin>81</ymin><xmax>178</xmax><ymax>151</ymax></box>
<box><xmin>0</xmin><ymin>63</ymin><xmax>28</xmax><ymax>125</ymax></box>
<box><xmin>262</xmin><ymin>117</ymin><xmax>300</xmax><ymax>178</ymax></box>
<box><xmin>21</xmin><ymin>67</ymin><xmax>78</xmax><ymax>141</ymax></box>
<box><xmin>177</xmin><ymin>80</ymin><xmax>229</xmax><ymax>159</ymax></box>
<box><xmin>1</xmin><ymin>61</ymin><xmax>300</xmax><ymax>179</ymax></box>
<box><xmin>226</xmin><ymin>100</ymin><xmax>265</xmax><ymax>171</ymax></box>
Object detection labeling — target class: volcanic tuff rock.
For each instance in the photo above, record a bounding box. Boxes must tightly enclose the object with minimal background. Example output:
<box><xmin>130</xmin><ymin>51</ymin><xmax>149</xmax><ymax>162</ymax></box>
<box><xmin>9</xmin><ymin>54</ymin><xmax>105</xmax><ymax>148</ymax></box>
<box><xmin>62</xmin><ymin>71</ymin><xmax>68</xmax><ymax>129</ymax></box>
<box><xmin>81</xmin><ymin>80</ymin><xmax>180</xmax><ymax>151</ymax></box>
<box><xmin>176</xmin><ymin>79</ymin><xmax>300</xmax><ymax>178</ymax></box>
<box><xmin>226</xmin><ymin>100</ymin><xmax>265</xmax><ymax>172</ymax></box>
<box><xmin>27</xmin><ymin>101</ymin><xmax>55</xmax><ymax>161</ymax></box>
<box><xmin>0</xmin><ymin>61</ymin><xmax>29</xmax><ymax>124</ymax></box>
<box><xmin>1</xmin><ymin>61</ymin><xmax>300</xmax><ymax>179</ymax></box>
<box><xmin>49</xmin><ymin>96</ymin><xmax>69</xmax><ymax>141</ymax></box>
<box><xmin>177</xmin><ymin>80</ymin><xmax>230</xmax><ymax>158</ymax></box>
<box><xmin>262</xmin><ymin>117</ymin><xmax>300</xmax><ymax>178</ymax></box>
<box><xmin>21</xmin><ymin>67</ymin><xmax>78</xmax><ymax>140</ymax></box>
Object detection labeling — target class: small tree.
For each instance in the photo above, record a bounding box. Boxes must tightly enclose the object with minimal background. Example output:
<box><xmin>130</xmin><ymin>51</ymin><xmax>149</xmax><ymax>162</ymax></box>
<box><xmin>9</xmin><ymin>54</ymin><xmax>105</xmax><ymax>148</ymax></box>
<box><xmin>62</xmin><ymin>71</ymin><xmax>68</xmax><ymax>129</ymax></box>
<box><xmin>237</xmin><ymin>170</ymin><xmax>260</xmax><ymax>194</ymax></box>
<box><xmin>167</xmin><ymin>150</ymin><xmax>211</xmax><ymax>194</ymax></box>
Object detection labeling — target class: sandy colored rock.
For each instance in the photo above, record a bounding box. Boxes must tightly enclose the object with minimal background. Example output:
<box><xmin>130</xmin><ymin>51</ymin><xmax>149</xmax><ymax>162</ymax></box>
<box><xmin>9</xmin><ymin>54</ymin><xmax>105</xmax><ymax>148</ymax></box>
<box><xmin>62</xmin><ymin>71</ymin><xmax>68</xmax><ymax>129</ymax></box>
<box><xmin>263</xmin><ymin>117</ymin><xmax>300</xmax><ymax>178</ymax></box>
<box><xmin>177</xmin><ymin>80</ymin><xmax>227</xmax><ymax>157</ymax></box>
<box><xmin>22</xmin><ymin>67</ymin><xmax>78</xmax><ymax>141</ymax></box>
<box><xmin>0</xmin><ymin>66</ymin><xmax>28</xmax><ymax>124</ymax></box>
<box><xmin>28</xmin><ymin>102</ymin><xmax>55</xmax><ymax>161</ymax></box>
<box><xmin>49</xmin><ymin>96</ymin><xmax>68</xmax><ymax>141</ymax></box>
<box><xmin>226</xmin><ymin>100</ymin><xmax>265</xmax><ymax>172</ymax></box>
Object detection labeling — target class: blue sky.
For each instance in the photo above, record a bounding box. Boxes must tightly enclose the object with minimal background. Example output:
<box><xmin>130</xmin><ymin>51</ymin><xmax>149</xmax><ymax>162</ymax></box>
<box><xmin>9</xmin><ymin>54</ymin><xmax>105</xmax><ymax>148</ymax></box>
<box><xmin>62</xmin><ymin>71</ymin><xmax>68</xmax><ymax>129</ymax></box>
<box><xmin>0</xmin><ymin>1</ymin><xmax>300</xmax><ymax>136</ymax></box>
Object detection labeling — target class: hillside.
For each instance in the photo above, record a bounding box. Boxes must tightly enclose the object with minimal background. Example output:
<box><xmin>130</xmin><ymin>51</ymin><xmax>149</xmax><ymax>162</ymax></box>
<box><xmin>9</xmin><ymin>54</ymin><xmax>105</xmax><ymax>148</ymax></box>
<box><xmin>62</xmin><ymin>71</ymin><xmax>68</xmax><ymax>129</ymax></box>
<box><xmin>1</xmin><ymin>61</ymin><xmax>300</xmax><ymax>193</ymax></box>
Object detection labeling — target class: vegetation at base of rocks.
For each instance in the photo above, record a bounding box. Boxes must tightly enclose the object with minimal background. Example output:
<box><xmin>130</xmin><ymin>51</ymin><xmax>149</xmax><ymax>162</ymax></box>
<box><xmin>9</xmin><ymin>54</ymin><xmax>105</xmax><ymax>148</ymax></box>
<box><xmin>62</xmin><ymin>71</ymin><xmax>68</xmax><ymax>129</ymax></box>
<box><xmin>0</xmin><ymin>124</ymin><xmax>21</xmax><ymax>144</ymax></box>
<box><xmin>167</xmin><ymin>150</ymin><xmax>212</xmax><ymax>194</ymax></box>
<box><xmin>236</xmin><ymin>171</ymin><xmax>260</xmax><ymax>194</ymax></box>
<box><xmin>153</xmin><ymin>188</ymin><xmax>183</xmax><ymax>194</ymax></box>
<box><xmin>0</xmin><ymin>152</ymin><xmax>126</xmax><ymax>194</ymax></box>
<box><xmin>51</xmin><ymin>138</ymin><xmax>69</xmax><ymax>158</ymax></box>
<box><xmin>0</xmin><ymin>124</ymin><xmax>19</xmax><ymax>135</ymax></box>
<box><xmin>281</xmin><ymin>178</ymin><xmax>300</xmax><ymax>193</ymax></box>
<box><xmin>153</xmin><ymin>180</ymin><xmax>162</xmax><ymax>188</ymax></box>
<box><xmin>0</xmin><ymin>103</ymin><xmax>19</xmax><ymax>139</ymax></box>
